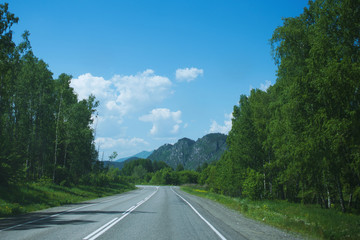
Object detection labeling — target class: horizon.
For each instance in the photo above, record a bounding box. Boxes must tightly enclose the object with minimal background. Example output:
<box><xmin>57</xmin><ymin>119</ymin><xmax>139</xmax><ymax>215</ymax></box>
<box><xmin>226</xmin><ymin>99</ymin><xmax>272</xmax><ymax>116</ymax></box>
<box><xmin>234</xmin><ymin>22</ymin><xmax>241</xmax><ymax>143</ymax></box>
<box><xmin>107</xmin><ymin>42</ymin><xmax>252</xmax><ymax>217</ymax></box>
<box><xmin>8</xmin><ymin>0</ymin><xmax>309</xmax><ymax>159</ymax></box>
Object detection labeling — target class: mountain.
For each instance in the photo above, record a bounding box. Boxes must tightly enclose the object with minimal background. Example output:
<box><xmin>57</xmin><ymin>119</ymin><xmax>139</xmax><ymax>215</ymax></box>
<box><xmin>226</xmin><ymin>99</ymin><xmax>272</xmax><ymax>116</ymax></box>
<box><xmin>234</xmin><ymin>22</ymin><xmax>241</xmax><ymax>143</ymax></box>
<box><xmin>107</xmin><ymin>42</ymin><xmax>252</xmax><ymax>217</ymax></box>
<box><xmin>147</xmin><ymin>133</ymin><xmax>227</xmax><ymax>170</ymax></box>
<box><xmin>116</xmin><ymin>150</ymin><xmax>153</xmax><ymax>162</ymax></box>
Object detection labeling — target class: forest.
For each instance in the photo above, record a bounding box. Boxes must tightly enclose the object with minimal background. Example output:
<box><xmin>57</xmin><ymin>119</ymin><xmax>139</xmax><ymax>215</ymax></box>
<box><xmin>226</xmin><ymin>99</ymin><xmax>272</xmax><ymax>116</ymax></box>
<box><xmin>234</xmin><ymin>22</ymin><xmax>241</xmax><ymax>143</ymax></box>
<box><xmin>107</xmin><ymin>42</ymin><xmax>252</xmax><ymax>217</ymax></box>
<box><xmin>0</xmin><ymin>3</ymin><xmax>117</xmax><ymax>187</ymax></box>
<box><xmin>1</xmin><ymin>0</ymin><xmax>359</xmax><ymax>217</ymax></box>
<box><xmin>197</xmin><ymin>0</ymin><xmax>360</xmax><ymax>213</ymax></box>
<box><xmin>119</xmin><ymin>158</ymin><xmax>199</xmax><ymax>185</ymax></box>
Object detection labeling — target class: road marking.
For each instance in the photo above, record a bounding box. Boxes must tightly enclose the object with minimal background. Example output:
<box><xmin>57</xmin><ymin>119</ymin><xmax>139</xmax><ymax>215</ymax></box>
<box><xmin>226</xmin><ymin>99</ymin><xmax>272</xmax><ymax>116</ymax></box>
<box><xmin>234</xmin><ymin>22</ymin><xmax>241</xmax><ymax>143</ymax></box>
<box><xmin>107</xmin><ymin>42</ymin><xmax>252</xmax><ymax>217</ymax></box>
<box><xmin>137</xmin><ymin>200</ymin><xmax>145</xmax><ymax>205</ymax></box>
<box><xmin>171</xmin><ymin>187</ymin><xmax>227</xmax><ymax>240</ymax></box>
<box><xmin>122</xmin><ymin>206</ymin><xmax>136</xmax><ymax>215</ymax></box>
<box><xmin>83</xmin><ymin>186</ymin><xmax>159</xmax><ymax>240</ymax></box>
<box><xmin>82</xmin><ymin>217</ymin><xmax>119</xmax><ymax>239</ymax></box>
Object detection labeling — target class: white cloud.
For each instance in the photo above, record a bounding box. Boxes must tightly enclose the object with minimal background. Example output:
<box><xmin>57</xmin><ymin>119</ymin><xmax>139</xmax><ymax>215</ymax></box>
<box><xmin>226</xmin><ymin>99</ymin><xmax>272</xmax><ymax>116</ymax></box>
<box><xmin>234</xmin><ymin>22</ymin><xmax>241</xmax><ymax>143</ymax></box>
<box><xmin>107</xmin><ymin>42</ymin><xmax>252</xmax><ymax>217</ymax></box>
<box><xmin>139</xmin><ymin>108</ymin><xmax>182</xmax><ymax>136</ymax></box>
<box><xmin>176</xmin><ymin>67</ymin><xmax>203</xmax><ymax>82</ymax></box>
<box><xmin>111</xmin><ymin>69</ymin><xmax>172</xmax><ymax>115</ymax></box>
<box><xmin>260</xmin><ymin>80</ymin><xmax>271</xmax><ymax>91</ymax></box>
<box><xmin>208</xmin><ymin>113</ymin><xmax>233</xmax><ymax>134</ymax></box>
<box><xmin>95</xmin><ymin>137</ymin><xmax>148</xmax><ymax>149</ymax></box>
<box><xmin>71</xmin><ymin>70</ymin><xmax>172</xmax><ymax>118</ymax></box>
<box><xmin>70</xmin><ymin>73</ymin><xmax>112</xmax><ymax>100</ymax></box>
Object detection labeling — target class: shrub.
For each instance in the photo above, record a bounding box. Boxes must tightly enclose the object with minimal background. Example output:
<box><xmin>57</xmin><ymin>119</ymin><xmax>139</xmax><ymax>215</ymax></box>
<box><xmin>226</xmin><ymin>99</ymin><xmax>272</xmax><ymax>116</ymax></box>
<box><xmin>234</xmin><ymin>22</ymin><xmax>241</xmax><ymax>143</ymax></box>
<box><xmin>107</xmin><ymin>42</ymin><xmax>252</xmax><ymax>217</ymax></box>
<box><xmin>242</xmin><ymin>168</ymin><xmax>263</xmax><ymax>200</ymax></box>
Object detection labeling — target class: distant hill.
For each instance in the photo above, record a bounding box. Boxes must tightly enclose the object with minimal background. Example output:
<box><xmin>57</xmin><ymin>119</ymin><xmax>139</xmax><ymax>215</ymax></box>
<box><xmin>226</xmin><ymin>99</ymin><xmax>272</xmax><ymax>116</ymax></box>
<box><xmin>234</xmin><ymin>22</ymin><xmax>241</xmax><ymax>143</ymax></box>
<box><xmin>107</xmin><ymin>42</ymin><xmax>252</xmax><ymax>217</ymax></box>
<box><xmin>115</xmin><ymin>150</ymin><xmax>153</xmax><ymax>162</ymax></box>
<box><xmin>147</xmin><ymin>133</ymin><xmax>227</xmax><ymax>170</ymax></box>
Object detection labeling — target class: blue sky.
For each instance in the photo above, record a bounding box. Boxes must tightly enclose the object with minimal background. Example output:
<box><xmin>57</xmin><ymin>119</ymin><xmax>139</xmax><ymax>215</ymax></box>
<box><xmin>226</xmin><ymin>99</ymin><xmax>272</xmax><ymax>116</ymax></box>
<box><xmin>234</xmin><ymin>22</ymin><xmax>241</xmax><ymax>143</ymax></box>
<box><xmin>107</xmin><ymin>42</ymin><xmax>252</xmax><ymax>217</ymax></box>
<box><xmin>8</xmin><ymin>0</ymin><xmax>309</xmax><ymax>160</ymax></box>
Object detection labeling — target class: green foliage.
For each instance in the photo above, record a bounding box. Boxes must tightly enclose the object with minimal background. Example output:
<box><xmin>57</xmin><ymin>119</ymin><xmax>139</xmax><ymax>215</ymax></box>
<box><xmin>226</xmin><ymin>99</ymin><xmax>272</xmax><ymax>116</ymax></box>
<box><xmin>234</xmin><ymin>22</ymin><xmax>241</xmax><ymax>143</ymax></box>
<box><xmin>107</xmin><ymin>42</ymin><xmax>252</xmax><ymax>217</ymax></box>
<box><xmin>199</xmin><ymin>0</ymin><xmax>360</xmax><ymax>214</ymax></box>
<box><xmin>132</xmin><ymin>165</ymin><xmax>148</xmax><ymax>180</ymax></box>
<box><xmin>148</xmin><ymin>167</ymin><xmax>199</xmax><ymax>185</ymax></box>
<box><xmin>242</xmin><ymin>169</ymin><xmax>263</xmax><ymax>200</ymax></box>
<box><xmin>0</xmin><ymin>181</ymin><xmax>134</xmax><ymax>218</ymax></box>
<box><xmin>119</xmin><ymin>157</ymin><xmax>201</xmax><ymax>186</ymax></box>
<box><xmin>0</xmin><ymin>3</ymin><xmax>106</xmax><ymax>188</ymax></box>
<box><xmin>149</xmin><ymin>170</ymin><xmax>165</xmax><ymax>185</ymax></box>
<box><xmin>108</xmin><ymin>151</ymin><xmax>118</xmax><ymax>162</ymax></box>
<box><xmin>176</xmin><ymin>163</ymin><xmax>184</xmax><ymax>171</ymax></box>
<box><xmin>121</xmin><ymin>158</ymin><xmax>168</xmax><ymax>177</ymax></box>
<box><xmin>182</xmin><ymin>185</ymin><xmax>360</xmax><ymax>239</ymax></box>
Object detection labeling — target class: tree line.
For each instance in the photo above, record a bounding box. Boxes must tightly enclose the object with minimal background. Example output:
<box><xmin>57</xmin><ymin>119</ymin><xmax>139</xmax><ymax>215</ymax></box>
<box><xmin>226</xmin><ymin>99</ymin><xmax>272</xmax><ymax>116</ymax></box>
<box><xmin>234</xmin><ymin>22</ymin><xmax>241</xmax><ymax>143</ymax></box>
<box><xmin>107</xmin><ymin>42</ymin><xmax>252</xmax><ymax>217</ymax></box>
<box><xmin>120</xmin><ymin>158</ymin><xmax>198</xmax><ymax>186</ymax></box>
<box><xmin>198</xmin><ymin>0</ymin><xmax>360</xmax><ymax>213</ymax></box>
<box><xmin>0</xmin><ymin>3</ymin><xmax>113</xmax><ymax>187</ymax></box>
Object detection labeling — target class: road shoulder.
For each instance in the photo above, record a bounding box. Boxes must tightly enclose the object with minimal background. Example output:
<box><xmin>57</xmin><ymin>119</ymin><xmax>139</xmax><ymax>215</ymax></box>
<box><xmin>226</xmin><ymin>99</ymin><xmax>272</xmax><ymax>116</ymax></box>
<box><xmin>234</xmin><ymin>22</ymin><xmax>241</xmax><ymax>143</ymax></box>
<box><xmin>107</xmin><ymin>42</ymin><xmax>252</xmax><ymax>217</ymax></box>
<box><xmin>173</xmin><ymin>186</ymin><xmax>303</xmax><ymax>240</ymax></box>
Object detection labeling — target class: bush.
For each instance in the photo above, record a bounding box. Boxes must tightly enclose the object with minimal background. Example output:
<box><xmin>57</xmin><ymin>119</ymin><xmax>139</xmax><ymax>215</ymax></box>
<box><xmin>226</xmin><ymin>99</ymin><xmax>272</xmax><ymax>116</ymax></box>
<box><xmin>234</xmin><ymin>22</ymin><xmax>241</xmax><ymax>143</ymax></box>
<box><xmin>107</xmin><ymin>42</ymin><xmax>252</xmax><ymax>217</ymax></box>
<box><xmin>242</xmin><ymin>168</ymin><xmax>263</xmax><ymax>200</ymax></box>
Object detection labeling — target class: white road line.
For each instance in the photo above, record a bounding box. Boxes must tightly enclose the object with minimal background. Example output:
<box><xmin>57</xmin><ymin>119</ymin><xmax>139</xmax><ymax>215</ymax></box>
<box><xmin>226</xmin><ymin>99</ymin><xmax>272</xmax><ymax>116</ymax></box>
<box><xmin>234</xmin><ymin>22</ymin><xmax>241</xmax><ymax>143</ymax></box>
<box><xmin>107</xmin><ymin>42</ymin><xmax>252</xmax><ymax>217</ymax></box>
<box><xmin>82</xmin><ymin>217</ymin><xmax>118</xmax><ymax>240</ymax></box>
<box><xmin>171</xmin><ymin>187</ymin><xmax>227</xmax><ymax>240</ymax></box>
<box><xmin>122</xmin><ymin>206</ymin><xmax>136</xmax><ymax>215</ymax></box>
<box><xmin>83</xmin><ymin>187</ymin><xmax>159</xmax><ymax>240</ymax></box>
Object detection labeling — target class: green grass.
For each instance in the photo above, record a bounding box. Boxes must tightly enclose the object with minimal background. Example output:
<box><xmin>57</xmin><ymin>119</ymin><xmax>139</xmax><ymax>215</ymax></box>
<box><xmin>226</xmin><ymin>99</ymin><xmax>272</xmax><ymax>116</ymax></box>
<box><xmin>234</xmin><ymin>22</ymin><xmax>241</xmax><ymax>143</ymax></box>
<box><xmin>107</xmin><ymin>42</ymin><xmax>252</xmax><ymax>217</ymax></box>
<box><xmin>0</xmin><ymin>182</ymin><xmax>135</xmax><ymax>218</ymax></box>
<box><xmin>181</xmin><ymin>186</ymin><xmax>360</xmax><ymax>240</ymax></box>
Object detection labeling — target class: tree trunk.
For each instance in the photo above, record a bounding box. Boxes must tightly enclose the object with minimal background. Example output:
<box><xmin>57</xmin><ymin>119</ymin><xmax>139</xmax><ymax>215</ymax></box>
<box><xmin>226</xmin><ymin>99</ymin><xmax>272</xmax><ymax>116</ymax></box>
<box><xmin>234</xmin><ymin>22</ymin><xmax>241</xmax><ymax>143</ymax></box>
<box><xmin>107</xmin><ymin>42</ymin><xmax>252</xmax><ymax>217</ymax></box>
<box><xmin>53</xmin><ymin>93</ymin><xmax>62</xmax><ymax>183</ymax></box>
<box><xmin>63</xmin><ymin>142</ymin><xmax>68</xmax><ymax>168</ymax></box>
<box><xmin>348</xmin><ymin>193</ymin><xmax>353</xmax><ymax>208</ymax></box>
<box><xmin>336</xmin><ymin>175</ymin><xmax>346</xmax><ymax>213</ymax></box>
<box><xmin>327</xmin><ymin>188</ymin><xmax>331</xmax><ymax>209</ymax></box>
<box><xmin>263</xmin><ymin>172</ymin><xmax>266</xmax><ymax>197</ymax></box>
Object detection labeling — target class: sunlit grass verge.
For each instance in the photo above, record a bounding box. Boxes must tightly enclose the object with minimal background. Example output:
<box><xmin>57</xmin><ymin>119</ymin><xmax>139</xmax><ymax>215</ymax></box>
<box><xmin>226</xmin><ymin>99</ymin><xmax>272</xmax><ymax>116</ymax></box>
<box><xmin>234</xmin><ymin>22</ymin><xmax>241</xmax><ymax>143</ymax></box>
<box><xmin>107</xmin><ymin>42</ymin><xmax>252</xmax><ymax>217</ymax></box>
<box><xmin>0</xmin><ymin>182</ymin><xmax>135</xmax><ymax>218</ymax></box>
<box><xmin>181</xmin><ymin>185</ymin><xmax>360</xmax><ymax>240</ymax></box>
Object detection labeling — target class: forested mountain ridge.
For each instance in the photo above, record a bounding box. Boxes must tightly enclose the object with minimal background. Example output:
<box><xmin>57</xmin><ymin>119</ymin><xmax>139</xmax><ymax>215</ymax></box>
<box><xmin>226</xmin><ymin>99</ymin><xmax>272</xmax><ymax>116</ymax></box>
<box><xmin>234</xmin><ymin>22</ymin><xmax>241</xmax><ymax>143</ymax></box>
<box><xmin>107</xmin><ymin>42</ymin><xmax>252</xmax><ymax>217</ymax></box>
<box><xmin>148</xmin><ymin>133</ymin><xmax>227</xmax><ymax>170</ymax></box>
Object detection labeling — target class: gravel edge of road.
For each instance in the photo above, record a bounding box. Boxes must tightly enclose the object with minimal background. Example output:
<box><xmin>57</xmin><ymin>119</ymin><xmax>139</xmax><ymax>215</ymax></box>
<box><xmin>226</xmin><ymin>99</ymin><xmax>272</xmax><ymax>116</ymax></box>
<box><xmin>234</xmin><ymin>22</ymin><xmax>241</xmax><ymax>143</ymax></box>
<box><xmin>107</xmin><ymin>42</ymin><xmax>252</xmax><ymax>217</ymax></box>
<box><xmin>174</xmin><ymin>186</ymin><xmax>305</xmax><ymax>240</ymax></box>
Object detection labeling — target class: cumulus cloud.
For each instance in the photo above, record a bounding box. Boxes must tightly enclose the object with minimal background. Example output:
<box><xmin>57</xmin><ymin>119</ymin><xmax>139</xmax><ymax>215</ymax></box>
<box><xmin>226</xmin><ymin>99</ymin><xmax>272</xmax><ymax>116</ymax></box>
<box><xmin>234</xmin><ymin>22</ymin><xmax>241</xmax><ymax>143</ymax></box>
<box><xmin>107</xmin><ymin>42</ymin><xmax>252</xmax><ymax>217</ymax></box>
<box><xmin>71</xmin><ymin>70</ymin><xmax>172</xmax><ymax>117</ymax></box>
<box><xmin>208</xmin><ymin>113</ymin><xmax>233</xmax><ymax>134</ymax></box>
<box><xmin>70</xmin><ymin>73</ymin><xmax>112</xmax><ymax>100</ymax></box>
<box><xmin>111</xmin><ymin>69</ymin><xmax>172</xmax><ymax>115</ymax></box>
<box><xmin>139</xmin><ymin>108</ymin><xmax>182</xmax><ymax>136</ymax></box>
<box><xmin>175</xmin><ymin>67</ymin><xmax>203</xmax><ymax>82</ymax></box>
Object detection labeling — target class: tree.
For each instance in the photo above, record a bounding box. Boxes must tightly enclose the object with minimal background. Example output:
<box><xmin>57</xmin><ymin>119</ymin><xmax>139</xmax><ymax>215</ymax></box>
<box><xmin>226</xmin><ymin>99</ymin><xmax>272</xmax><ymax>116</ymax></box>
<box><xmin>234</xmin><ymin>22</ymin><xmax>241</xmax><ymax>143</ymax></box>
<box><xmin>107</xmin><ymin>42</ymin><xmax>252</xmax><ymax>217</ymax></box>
<box><xmin>201</xmin><ymin>0</ymin><xmax>360</xmax><ymax>212</ymax></box>
<box><xmin>270</xmin><ymin>0</ymin><xmax>360</xmax><ymax>211</ymax></box>
<box><xmin>0</xmin><ymin>3</ymin><xmax>19</xmax><ymax>185</ymax></box>
<box><xmin>176</xmin><ymin>163</ymin><xmax>184</xmax><ymax>171</ymax></box>
<box><xmin>109</xmin><ymin>152</ymin><xmax>118</xmax><ymax>162</ymax></box>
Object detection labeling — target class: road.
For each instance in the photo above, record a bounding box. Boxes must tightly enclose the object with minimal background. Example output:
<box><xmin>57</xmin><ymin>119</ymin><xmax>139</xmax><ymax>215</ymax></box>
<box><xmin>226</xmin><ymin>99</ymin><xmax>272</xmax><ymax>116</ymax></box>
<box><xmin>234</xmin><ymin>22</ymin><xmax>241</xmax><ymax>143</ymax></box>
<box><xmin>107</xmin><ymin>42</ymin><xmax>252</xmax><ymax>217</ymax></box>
<box><xmin>0</xmin><ymin>186</ymin><xmax>301</xmax><ymax>240</ymax></box>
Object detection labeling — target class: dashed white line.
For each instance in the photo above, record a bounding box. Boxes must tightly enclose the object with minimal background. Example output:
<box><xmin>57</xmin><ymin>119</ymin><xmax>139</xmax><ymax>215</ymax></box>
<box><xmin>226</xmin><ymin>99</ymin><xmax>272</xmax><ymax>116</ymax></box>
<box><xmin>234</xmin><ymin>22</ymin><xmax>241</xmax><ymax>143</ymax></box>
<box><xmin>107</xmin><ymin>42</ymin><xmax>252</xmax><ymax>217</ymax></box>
<box><xmin>171</xmin><ymin>187</ymin><xmax>227</xmax><ymax>240</ymax></box>
<box><xmin>83</xmin><ymin>186</ymin><xmax>159</xmax><ymax>240</ymax></box>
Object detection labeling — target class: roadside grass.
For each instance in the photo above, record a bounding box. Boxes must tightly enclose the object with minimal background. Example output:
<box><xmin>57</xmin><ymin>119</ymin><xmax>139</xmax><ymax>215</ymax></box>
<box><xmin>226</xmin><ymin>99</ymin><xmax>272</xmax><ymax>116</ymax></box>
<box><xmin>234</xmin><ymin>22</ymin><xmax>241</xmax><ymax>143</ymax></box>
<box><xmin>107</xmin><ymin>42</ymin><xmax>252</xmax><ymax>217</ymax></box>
<box><xmin>0</xmin><ymin>182</ymin><xmax>135</xmax><ymax>218</ymax></box>
<box><xmin>181</xmin><ymin>185</ymin><xmax>360</xmax><ymax>240</ymax></box>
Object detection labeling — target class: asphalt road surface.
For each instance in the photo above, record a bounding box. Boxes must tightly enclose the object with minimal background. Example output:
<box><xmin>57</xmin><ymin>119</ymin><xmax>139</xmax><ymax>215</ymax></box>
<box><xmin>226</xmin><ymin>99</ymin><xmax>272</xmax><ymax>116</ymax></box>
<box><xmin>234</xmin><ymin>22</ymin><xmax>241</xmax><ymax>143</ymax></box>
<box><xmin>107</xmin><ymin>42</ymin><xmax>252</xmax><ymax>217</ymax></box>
<box><xmin>0</xmin><ymin>186</ymin><xmax>301</xmax><ymax>240</ymax></box>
